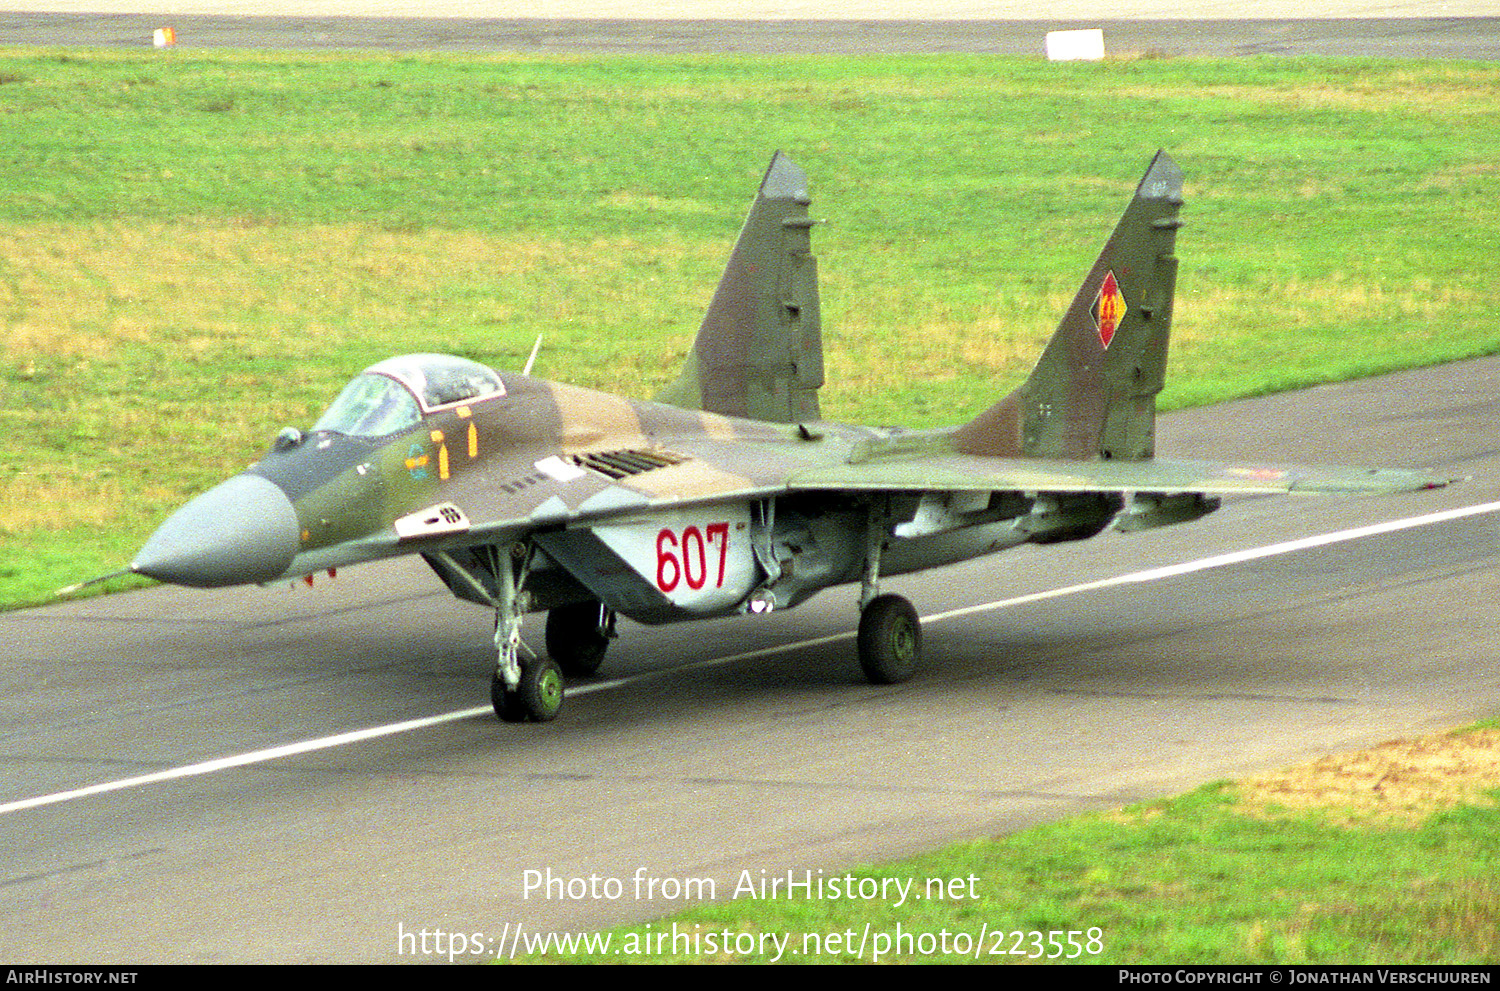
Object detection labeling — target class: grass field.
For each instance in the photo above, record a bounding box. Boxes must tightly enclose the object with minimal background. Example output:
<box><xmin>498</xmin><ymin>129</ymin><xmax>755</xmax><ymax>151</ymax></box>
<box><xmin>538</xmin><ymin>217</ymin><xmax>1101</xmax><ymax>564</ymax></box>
<box><xmin>3</xmin><ymin>50</ymin><xmax>1498</xmax><ymax>606</ymax></box>
<box><xmin>506</xmin><ymin>724</ymin><xmax>1500</xmax><ymax>964</ymax></box>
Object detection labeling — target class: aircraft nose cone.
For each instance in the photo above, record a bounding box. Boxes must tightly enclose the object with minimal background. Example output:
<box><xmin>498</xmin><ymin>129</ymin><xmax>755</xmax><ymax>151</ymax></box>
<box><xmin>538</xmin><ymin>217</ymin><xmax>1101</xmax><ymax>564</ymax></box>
<box><xmin>132</xmin><ymin>474</ymin><xmax>301</xmax><ymax>588</ymax></box>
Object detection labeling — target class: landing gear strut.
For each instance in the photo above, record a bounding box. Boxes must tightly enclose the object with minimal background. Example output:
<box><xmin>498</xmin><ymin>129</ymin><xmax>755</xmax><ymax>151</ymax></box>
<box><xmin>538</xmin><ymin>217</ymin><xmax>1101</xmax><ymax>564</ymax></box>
<box><xmin>855</xmin><ymin>499</ymin><xmax>921</xmax><ymax>684</ymax></box>
<box><xmin>487</xmin><ymin>542</ymin><xmax>564</xmax><ymax>723</ymax></box>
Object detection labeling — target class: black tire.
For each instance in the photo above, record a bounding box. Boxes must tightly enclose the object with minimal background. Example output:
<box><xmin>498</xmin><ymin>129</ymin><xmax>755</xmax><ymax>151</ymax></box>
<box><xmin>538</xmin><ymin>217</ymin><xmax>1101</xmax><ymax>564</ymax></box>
<box><xmin>857</xmin><ymin>593</ymin><xmax>921</xmax><ymax>684</ymax></box>
<box><xmin>492</xmin><ymin>674</ymin><xmax>526</xmax><ymax>723</ymax></box>
<box><xmin>518</xmin><ymin>658</ymin><xmax>565</xmax><ymax>723</ymax></box>
<box><xmin>545</xmin><ymin>601</ymin><xmax>610</xmax><ymax>677</ymax></box>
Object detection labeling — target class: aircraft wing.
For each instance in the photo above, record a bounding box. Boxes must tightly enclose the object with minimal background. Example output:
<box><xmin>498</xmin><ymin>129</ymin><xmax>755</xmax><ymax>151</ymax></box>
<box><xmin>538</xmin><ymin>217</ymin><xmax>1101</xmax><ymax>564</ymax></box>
<box><xmin>783</xmin><ymin>452</ymin><xmax>1450</xmax><ymax>497</ymax></box>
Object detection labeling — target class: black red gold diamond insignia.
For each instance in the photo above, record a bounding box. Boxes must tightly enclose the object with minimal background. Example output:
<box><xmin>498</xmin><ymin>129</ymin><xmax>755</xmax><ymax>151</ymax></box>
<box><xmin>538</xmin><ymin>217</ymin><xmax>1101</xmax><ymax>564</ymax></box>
<box><xmin>1092</xmin><ymin>270</ymin><xmax>1126</xmax><ymax>349</ymax></box>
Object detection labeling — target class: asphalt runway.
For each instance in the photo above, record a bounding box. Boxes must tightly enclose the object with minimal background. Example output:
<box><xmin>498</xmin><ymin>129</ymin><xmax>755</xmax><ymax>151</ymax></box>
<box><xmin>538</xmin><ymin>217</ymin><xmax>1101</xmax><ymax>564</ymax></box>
<box><xmin>2</xmin><ymin>11</ymin><xmax>1499</xmax><ymax>57</ymax></box>
<box><xmin>4</xmin><ymin>356</ymin><xmax>1500</xmax><ymax>962</ymax></box>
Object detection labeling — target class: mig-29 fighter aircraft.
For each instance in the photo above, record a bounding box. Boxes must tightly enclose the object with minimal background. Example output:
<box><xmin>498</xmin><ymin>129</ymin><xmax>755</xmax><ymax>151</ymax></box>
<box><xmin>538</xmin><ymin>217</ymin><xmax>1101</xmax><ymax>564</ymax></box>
<box><xmin>114</xmin><ymin>151</ymin><xmax>1445</xmax><ymax>723</ymax></box>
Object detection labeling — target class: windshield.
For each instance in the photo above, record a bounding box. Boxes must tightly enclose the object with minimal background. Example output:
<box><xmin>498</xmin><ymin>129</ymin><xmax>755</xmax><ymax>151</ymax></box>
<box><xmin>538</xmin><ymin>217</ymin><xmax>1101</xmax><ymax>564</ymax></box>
<box><xmin>312</xmin><ymin>374</ymin><xmax>422</xmax><ymax>437</ymax></box>
<box><xmin>365</xmin><ymin>354</ymin><xmax>505</xmax><ymax>411</ymax></box>
<box><xmin>312</xmin><ymin>354</ymin><xmax>505</xmax><ymax>438</ymax></box>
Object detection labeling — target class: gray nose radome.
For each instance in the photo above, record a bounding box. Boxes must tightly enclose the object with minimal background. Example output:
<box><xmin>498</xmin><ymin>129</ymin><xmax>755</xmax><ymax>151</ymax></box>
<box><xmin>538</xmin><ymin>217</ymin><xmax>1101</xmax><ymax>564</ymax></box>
<box><xmin>132</xmin><ymin>474</ymin><xmax>301</xmax><ymax>588</ymax></box>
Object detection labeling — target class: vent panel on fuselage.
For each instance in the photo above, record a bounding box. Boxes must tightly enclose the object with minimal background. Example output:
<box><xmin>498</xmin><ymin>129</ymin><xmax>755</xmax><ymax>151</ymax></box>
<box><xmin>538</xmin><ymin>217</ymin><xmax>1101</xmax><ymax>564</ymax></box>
<box><xmin>570</xmin><ymin>449</ymin><xmax>691</xmax><ymax>480</ymax></box>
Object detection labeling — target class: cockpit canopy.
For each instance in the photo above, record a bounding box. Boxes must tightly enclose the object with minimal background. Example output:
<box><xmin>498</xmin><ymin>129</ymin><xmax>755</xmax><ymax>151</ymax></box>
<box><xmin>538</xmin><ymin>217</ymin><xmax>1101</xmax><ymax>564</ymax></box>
<box><xmin>313</xmin><ymin>353</ymin><xmax>505</xmax><ymax>438</ymax></box>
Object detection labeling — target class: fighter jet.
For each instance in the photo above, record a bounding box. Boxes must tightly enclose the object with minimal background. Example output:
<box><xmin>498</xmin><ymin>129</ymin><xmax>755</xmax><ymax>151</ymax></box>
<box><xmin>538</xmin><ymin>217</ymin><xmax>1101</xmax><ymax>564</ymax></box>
<box><xmin>114</xmin><ymin>151</ymin><xmax>1445</xmax><ymax>723</ymax></box>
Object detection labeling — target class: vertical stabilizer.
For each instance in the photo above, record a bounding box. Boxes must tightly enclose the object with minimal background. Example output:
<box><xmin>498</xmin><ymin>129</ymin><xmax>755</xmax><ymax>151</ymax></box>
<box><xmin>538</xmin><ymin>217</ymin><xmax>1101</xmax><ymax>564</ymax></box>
<box><xmin>655</xmin><ymin>151</ymin><xmax>824</xmax><ymax>423</ymax></box>
<box><xmin>953</xmin><ymin>151</ymin><xmax>1184</xmax><ymax>461</ymax></box>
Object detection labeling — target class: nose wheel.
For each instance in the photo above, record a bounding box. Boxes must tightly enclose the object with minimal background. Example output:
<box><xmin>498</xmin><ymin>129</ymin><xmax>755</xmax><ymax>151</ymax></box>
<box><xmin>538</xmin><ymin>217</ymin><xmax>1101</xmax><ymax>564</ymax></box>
<box><xmin>492</xmin><ymin>657</ymin><xmax>564</xmax><ymax>723</ymax></box>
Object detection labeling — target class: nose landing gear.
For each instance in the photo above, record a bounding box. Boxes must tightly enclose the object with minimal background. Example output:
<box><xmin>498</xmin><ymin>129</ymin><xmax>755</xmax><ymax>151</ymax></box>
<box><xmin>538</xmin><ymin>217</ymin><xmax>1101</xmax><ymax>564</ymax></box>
<box><xmin>488</xmin><ymin>541</ymin><xmax>565</xmax><ymax>723</ymax></box>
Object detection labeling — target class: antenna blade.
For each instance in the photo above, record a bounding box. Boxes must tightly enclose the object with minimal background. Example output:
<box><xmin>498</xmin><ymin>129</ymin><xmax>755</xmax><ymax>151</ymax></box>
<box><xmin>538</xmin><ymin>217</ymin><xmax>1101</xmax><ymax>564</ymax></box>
<box><xmin>522</xmin><ymin>335</ymin><xmax>543</xmax><ymax>377</ymax></box>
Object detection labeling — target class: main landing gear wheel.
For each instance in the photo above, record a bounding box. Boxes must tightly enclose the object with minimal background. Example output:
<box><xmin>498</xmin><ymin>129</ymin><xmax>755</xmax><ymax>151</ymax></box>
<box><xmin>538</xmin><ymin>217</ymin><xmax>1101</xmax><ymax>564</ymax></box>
<box><xmin>545</xmin><ymin>601</ymin><xmax>612</xmax><ymax>677</ymax></box>
<box><xmin>492</xmin><ymin>658</ymin><xmax>565</xmax><ymax>723</ymax></box>
<box><xmin>857</xmin><ymin>593</ymin><xmax>921</xmax><ymax>685</ymax></box>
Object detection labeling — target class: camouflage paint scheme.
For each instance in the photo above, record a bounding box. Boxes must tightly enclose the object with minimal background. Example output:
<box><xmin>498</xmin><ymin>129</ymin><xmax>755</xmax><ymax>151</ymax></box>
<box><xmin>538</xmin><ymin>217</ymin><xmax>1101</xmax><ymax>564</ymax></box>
<box><xmin>122</xmin><ymin>152</ymin><xmax>1447</xmax><ymax>722</ymax></box>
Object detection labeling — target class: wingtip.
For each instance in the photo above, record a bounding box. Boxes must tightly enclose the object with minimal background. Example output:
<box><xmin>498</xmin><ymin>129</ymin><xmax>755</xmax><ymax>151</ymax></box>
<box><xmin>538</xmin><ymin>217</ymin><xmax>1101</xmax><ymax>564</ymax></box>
<box><xmin>1392</xmin><ymin>469</ymin><xmax>1462</xmax><ymax>493</ymax></box>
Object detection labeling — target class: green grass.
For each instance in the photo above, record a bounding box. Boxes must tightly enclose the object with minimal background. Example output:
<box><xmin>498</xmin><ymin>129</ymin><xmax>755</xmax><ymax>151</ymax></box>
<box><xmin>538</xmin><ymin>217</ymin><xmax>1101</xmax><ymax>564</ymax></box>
<box><xmin>505</xmin><ymin>727</ymin><xmax>1500</xmax><ymax>964</ymax></box>
<box><xmin>3</xmin><ymin>50</ymin><xmax>1500</xmax><ymax>606</ymax></box>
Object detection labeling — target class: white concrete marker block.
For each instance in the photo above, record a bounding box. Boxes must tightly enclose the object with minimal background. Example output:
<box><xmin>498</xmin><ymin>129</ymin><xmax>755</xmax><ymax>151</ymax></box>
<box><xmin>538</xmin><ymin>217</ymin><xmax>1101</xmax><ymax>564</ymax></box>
<box><xmin>1045</xmin><ymin>28</ymin><xmax>1105</xmax><ymax>62</ymax></box>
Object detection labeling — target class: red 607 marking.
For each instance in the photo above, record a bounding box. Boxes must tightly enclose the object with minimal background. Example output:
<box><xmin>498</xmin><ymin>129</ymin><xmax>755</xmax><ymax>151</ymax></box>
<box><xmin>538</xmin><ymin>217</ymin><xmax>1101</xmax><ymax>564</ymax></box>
<box><xmin>655</xmin><ymin>523</ymin><xmax>730</xmax><ymax>593</ymax></box>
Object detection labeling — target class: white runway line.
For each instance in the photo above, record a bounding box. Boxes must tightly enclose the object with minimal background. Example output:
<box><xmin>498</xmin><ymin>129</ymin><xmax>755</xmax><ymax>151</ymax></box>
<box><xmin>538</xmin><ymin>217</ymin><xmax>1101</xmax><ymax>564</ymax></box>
<box><xmin>925</xmin><ymin>498</ymin><xmax>1500</xmax><ymax>625</ymax></box>
<box><xmin>0</xmin><ymin>677</ymin><xmax>625</xmax><ymax>817</ymax></box>
<box><xmin>5</xmin><ymin>498</ymin><xmax>1497</xmax><ymax>818</ymax></box>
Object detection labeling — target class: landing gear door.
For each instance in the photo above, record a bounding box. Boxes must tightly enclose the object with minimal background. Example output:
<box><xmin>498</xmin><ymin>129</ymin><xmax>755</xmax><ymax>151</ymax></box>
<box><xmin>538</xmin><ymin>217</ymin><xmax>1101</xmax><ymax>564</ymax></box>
<box><xmin>592</xmin><ymin>504</ymin><xmax>756</xmax><ymax>616</ymax></box>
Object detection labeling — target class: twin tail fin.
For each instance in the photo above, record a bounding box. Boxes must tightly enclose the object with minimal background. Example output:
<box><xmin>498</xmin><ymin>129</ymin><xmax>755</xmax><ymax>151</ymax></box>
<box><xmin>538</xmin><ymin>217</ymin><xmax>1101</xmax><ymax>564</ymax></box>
<box><xmin>953</xmin><ymin>150</ymin><xmax>1184</xmax><ymax>461</ymax></box>
<box><xmin>655</xmin><ymin>151</ymin><xmax>824</xmax><ymax>424</ymax></box>
<box><xmin>659</xmin><ymin>148</ymin><xmax>1183</xmax><ymax>456</ymax></box>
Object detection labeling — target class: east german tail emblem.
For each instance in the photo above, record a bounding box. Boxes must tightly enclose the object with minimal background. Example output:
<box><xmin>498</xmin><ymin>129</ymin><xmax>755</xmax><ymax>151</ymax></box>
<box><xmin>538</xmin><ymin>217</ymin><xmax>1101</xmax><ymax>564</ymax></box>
<box><xmin>1092</xmin><ymin>270</ymin><xmax>1126</xmax><ymax>349</ymax></box>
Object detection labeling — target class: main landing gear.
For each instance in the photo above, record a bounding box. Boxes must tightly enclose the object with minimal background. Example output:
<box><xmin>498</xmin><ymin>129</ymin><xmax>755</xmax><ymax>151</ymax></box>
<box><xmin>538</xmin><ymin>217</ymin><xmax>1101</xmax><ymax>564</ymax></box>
<box><xmin>857</xmin><ymin>593</ymin><xmax>921</xmax><ymax>684</ymax></box>
<box><xmin>545</xmin><ymin>600</ymin><xmax>615</xmax><ymax>678</ymax></box>
<box><xmin>854</xmin><ymin>503</ymin><xmax>921</xmax><ymax>685</ymax></box>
